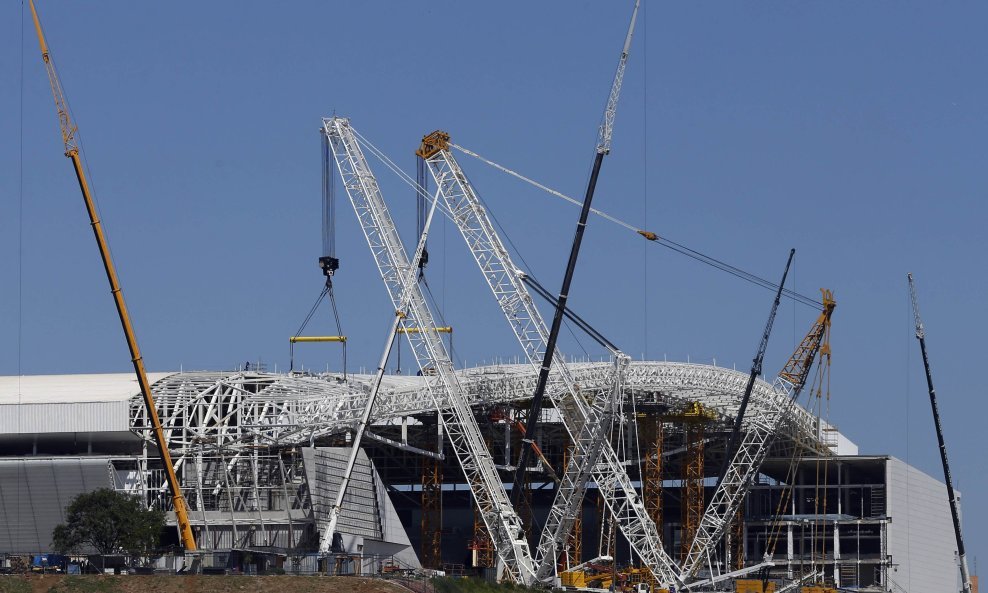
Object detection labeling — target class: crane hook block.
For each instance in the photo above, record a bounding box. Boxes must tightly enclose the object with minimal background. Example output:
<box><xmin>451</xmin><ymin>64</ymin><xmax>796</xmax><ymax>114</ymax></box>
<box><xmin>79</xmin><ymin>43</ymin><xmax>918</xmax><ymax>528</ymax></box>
<box><xmin>637</xmin><ymin>230</ymin><xmax>658</xmax><ymax>241</ymax></box>
<box><xmin>416</xmin><ymin>130</ymin><xmax>450</xmax><ymax>159</ymax></box>
<box><xmin>319</xmin><ymin>256</ymin><xmax>340</xmax><ymax>277</ymax></box>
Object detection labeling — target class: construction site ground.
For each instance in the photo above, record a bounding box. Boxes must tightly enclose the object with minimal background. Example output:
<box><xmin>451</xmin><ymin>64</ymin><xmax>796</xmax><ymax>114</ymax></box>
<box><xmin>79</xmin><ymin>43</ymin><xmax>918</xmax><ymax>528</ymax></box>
<box><xmin>0</xmin><ymin>575</ymin><xmax>409</xmax><ymax>593</ymax></box>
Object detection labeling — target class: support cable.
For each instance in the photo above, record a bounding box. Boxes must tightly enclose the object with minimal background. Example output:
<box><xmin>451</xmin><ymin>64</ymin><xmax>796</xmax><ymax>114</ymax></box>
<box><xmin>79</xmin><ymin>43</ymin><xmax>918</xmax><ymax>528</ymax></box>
<box><xmin>352</xmin><ymin>128</ymin><xmax>591</xmax><ymax>362</ymax></box>
<box><xmin>715</xmin><ymin>249</ymin><xmax>794</xmax><ymax>488</ymax></box>
<box><xmin>291</xmin><ymin>132</ymin><xmax>347</xmax><ymax>377</ymax></box>
<box><xmin>290</xmin><ymin>285</ymin><xmax>327</xmax><ymax>371</ymax></box>
<box><xmin>521</xmin><ymin>275</ymin><xmax>619</xmax><ymax>354</ymax></box>
<box><xmin>452</xmin><ymin>143</ymin><xmax>822</xmax><ymax>310</ymax></box>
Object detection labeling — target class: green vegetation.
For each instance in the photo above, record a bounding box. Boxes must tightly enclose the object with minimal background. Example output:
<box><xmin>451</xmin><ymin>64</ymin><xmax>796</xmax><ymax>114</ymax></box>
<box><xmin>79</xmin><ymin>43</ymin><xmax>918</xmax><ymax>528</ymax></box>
<box><xmin>52</xmin><ymin>488</ymin><xmax>165</xmax><ymax>557</ymax></box>
<box><xmin>0</xmin><ymin>577</ymin><xmax>32</xmax><ymax>593</ymax></box>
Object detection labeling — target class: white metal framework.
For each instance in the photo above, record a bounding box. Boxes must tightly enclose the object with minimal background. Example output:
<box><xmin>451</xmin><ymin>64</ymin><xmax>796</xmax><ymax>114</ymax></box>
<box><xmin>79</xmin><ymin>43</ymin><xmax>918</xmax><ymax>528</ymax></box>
<box><xmin>424</xmin><ymin>145</ymin><xmax>682</xmax><ymax>586</ymax></box>
<box><xmin>321</xmin><ymin>117</ymin><xmax>537</xmax><ymax>584</ymax></box>
<box><xmin>130</xmin><ymin>362</ymin><xmax>827</xmax><ymax>460</ymax></box>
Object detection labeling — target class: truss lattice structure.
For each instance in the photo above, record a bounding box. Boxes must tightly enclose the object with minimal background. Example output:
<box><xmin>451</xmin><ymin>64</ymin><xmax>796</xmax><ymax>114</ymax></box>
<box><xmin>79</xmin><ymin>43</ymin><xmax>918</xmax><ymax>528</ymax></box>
<box><xmin>131</xmin><ymin>362</ymin><xmax>828</xmax><ymax>460</ymax></box>
<box><xmin>322</xmin><ymin>116</ymin><xmax>537</xmax><ymax>583</ymax></box>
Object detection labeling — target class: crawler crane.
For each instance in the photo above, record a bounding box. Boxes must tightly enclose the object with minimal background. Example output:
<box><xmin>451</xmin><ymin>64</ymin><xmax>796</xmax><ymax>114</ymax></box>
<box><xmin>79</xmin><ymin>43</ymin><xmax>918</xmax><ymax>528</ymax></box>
<box><xmin>421</xmin><ymin>133</ymin><xmax>680</xmax><ymax>587</ymax></box>
<box><xmin>322</xmin><ymin>117</ymin><xmax>537</xmax><ymax>584</ymax></box>
<box><xmin>28</xmin><ymin>1</ymin><xmax>196</xmax><ymax>552</ymax></box>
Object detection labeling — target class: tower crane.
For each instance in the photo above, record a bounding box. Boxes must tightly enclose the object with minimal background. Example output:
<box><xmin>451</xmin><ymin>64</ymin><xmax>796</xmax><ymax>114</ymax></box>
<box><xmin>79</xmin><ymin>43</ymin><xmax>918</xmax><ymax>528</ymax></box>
<box><xmin>321</xmin><ymin>117</ymin><xmax>537</xmax><ymax>585</ymax></box>
<box><xmin>908</xmin><ymin>274</ymin><xmax>972</xmax><ymax>593</ymax></box>
<box><xmin>680</xmin><ymin>290</ymin><xmax>836</xmax><ymax>582</ymax></box>
<box><xmin>27</xmin><ymin>1</ymin><xmax>197</xmax><ymax>552</ymax></box>
<box><xmin>419</xmin><ymin>135</ymin><xmax>681</xmax><ymax>587</ymax></box>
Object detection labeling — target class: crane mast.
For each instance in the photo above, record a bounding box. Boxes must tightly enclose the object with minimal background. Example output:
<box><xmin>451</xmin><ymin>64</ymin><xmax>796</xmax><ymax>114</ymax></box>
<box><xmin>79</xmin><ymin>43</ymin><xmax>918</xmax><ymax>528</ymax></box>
<box><xmin>907</xmin><ymin>274</ymin><xmax>972</xmax><ymax>593</ymax></box>
<box><xmin>321</xmin><ymin>117</ymin><xmax>537</xmax><ymax>584</ymax></box>
<box><xmin>681</xmin><ymin>290</ymin><xmax>835</xmax><ymax>582</ymax></box>
<box><xmin>509</xmin><ymin>0</ymin><xmax>640</xmax><ymax>511</ymax></box>
<box><xmin>28</xmin><ymin>0</ymin><xmax>197</xmax><ymax>552</ymax></box>
<box><xmin>420</xmin><ymin>137</ymin><xmax>681</xmax><ymax>587</ymax></box>
<box><xmin>716</xmin><ymin>249</ymin><xmax>794</xmax><ymax>486</ymax></box>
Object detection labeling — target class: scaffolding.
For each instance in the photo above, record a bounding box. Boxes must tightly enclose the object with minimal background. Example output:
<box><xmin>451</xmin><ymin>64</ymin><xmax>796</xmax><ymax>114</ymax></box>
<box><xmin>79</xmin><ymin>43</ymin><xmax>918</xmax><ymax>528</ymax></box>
<box><xmin>421</xmin><ymin>428</ymin><xmax>443</xmax><ymax>569</ymax></box>
<box><xmin>560</xmin><ymin>445</ymin><xmax>583</xmax><ymax>572</ymax></box>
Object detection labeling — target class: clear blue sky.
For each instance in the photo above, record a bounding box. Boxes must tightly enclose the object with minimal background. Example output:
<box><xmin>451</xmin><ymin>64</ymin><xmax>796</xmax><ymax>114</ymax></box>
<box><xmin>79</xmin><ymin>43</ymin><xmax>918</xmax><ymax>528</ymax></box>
<box><xmin>2</xmin><ymin>1</ymin><xmax>985</xmax><ymax>571</ymax></box>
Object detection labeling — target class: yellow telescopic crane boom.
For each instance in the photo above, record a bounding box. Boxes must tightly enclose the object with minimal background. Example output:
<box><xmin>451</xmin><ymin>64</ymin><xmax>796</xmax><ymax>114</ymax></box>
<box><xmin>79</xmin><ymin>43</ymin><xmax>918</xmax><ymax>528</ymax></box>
<box><xmin>28</xmin><ymin>1</ymin><xmax>197</xmax><ymax>552</ymax></box>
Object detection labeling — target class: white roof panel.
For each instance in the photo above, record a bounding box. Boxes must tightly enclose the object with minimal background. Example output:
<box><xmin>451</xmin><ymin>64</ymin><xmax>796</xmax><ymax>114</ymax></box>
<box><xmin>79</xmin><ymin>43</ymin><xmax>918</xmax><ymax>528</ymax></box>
<box><xmin>0</xmin><ymin>373</ymin><xmax>174</xmax><ymax>405</ymax></box>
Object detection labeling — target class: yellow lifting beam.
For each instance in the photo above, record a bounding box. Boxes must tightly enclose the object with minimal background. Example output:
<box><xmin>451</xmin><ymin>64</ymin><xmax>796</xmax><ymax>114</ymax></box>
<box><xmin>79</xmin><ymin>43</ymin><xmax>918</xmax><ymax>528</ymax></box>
<box><xmin>28</xmin><ymin>1</ymin><xmax>197</xmax><ymax>551</ymax></box>
<box><xmin>290</xmin><ymin>335</ymin><xmax>347</xmax><ymax>343</ymax></box>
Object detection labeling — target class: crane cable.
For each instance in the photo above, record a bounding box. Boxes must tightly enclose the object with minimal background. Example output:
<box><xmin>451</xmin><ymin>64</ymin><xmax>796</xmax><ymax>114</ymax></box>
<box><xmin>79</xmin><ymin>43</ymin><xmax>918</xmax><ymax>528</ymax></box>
<box><xmin>291</xmin><ymin>138</ymin><xmax>348</xmax><ymax>377</ymax></box>
<box><xmin>451</xmin><ymin>143</ymin><xmax>823</xmax><ymax>310</ymax></box>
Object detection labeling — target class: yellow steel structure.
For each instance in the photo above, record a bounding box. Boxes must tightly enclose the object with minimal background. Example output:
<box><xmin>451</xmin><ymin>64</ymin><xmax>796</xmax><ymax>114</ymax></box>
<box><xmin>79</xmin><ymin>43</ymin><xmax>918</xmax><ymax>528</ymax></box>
<box><xmin>737</xmin><ymin>580</ymin><xmax>777</xmax><ymax>593</ymax></box>
<box><xmin>682</xmin><ymin>422</ymin><xmax>705</xmax><ymax>562</ymax></box>
<box><xmin>661</xmin><ymin>402</ymin><xmax>717</xmax><ymax>563</ymax></box>
<box><xmin>469</xmin><ymin>499</ymin><xmax>495</xmax><ymax>569</ymax></box>
<box><xmin>561</xmin><ymin>445</ymin><xmax>583</xmax><ymax>572</ymax></box>
<box><xmin>642</xmin><ymin>416</ymin><xmax>664</xmax><ymax>590</ymax></box>
<box><xmin>421</xmin><ymin>453</ymin><xmax>443</xmax><ymax>568</ymax></box>
<box><xmin>416</xmin><ymin>130</ymin><xmax>451</xmax><ymax>159</ymax></box>
<box><xmin>729</xmin><ymin>507</ymin><xmax>745</xmax><ymax>571</ymax></box>
<box><xmin>779</xmin><ymin>290</ymin><xmax>836</xmax><ymax>386</ymax></box>
<box><xmin>28</xmin><ymin>1</ymin><xmax>197</xmax><ymax>551</ymax></box>
<box><xmin>642</xmin><ymin>417</ymin><xmax>664</xmax><ymax>535</ymax></box>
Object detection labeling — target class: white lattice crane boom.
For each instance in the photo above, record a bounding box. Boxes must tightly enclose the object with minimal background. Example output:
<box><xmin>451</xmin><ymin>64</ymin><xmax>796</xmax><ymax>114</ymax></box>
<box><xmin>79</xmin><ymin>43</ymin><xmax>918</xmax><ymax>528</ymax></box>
<box><xmin>419</xmin><ymin>137</ymin><xmax>682</xmax><ymax>587</ymax></box>
<box><xmin>322</xmin><ymin>117</ymin><xmax>537</xmax><ymax>584</ymax></box>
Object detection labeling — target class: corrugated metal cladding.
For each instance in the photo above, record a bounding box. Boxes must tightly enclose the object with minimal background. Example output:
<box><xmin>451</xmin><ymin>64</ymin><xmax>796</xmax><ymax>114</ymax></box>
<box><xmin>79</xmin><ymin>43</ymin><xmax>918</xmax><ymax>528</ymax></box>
<box><xmin>886</xmin><ymin>457</ymin><xmax>963</xmax><ymax>593</ymax></box>
<box><xmin>0</xmin><ymin>457</ymin><xmax>114</xmax><ymax>553</ymax></box>
<box><xmin>0</xmin><ymin>401</ymin><xmax>131</xmax><ymax>434</ymax></box>
<box><xmin>304</xmin><ymin>447</ymin><xmax>382</xmax><ymax>540</ymax></box>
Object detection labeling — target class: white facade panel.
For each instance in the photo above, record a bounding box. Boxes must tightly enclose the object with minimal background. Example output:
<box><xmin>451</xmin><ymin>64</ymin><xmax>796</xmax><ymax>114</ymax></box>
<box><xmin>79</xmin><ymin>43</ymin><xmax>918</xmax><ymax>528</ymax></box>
<box><xmin>886</xmin><ymin>456</ymin><xmax>961</xmax><ymax>593</ymax></box>
<box><xmin>0</xmin><ymin>373</ymin><xmax>172</xmax><ymax>404</ymax></box>
<box><xmin>0</xmin><ymin>401</ymin><xmax>132</xmax><ymax>434</ymax></box>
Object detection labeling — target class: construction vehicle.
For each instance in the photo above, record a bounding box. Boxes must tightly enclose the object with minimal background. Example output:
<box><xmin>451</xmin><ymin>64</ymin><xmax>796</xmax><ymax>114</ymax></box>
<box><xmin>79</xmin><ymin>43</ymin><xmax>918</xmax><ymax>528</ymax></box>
<box><xmin>736</xmin><ymin>580</ymin><xmax>777</xmax><ymax>593</ymax></box>
<box><xmin>27</xmin><ymin>0</ymin><xmax>196</xmax><ymax>552</ymax></box>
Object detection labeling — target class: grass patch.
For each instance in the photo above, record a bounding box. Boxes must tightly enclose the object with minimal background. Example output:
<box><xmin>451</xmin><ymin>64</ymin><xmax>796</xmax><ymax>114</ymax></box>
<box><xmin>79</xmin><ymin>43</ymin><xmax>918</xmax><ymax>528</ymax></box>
<box><xmin>0</xmin><ymin>577</ymin><xmax>32</xmax><ymax>593</ymax></box>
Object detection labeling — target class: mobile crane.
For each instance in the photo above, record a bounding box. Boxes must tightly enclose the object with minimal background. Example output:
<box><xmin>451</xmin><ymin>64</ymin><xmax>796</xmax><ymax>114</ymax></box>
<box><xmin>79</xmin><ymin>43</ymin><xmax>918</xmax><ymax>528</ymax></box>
<box><xmin>681</xmin><ymin>290</ymin><xmax>835</xmax><ymax>582</ymax></box>
<box><xmin>908</xmin><ymin>273</ymin><xmax>972</xmax><ymax>593</ymax></box>
<box><xmin>28</xmin><ymin>1</ymin><xmax>197</xmax><ymax>551</ymax></box>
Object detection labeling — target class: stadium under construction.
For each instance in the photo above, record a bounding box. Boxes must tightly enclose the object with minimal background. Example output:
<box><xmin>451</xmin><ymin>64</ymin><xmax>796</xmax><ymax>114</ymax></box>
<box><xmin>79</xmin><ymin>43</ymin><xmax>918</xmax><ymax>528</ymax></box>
<box><xmin>3</xmin><ymin>1</ymin><xmax>975</xmax><ymax>592</ymax></box>
<box><xmin>0</xmin><ymin>362</ymin><xmax>965</xmax><ymax>591</ymax></box>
